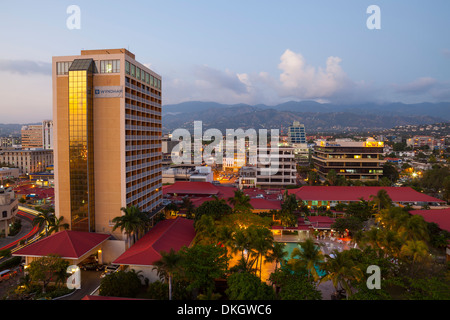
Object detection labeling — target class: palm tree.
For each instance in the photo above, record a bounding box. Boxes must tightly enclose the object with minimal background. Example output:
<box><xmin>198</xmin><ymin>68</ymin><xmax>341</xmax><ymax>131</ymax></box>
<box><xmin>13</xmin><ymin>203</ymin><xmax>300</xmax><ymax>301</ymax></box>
<box><xmin>193</xmin><ymin>214</ymin><xmax>217</xmax><ymax>245</ymax></box>
<box><xmin>215</xmin><ymin>225</ymin><xmax>236</xmax><ymax>258</ymax></box>
<box><xmin>399</xmin><ymin>214</ymin><xmax>429</xmax><ymax>242</ymax></box>
<box><xmin>361</xmin><ymin>227</ymin><xmax>383</xmax><ymax>250</ymax></box>
<box><xmin>266</xmin><ymin>242</ymin><xmax>288</xmax><ymax>271</ymax></box>
<box><xmin>232</xmin><ymin>228</ymin><xmax>251</xmax><ymax>263</ymax></box>
<box><xmin>228</xmin><ymin>189</ymin><xmax>253</xmax><ymax>214</ymax></box>
<box><xmin>400</xmin><ymin>239</ymin><xmax>429</xmax><ymax>277</ymax></box>
<box><xmin>370</xmin><ymin>189</ymin><xmax>392</xmax><ymax>212</ymax></box>
<box><xmin>32</xmin><ymin>211</ymin><xmax>56</xmax><ymax>237</ymax></box>
<box><xmin>289</xmin><ymin>238</ymin><xmax>324</xmax><ymax>282</ymax></box>
<box><xmin>249</xmin><ymin>227</ymin><xmax>274</xmax><ymax>279</ymax></box>
<box><xmin>320</xmin><ymin>250</ymin><xmax>363</xmax><ymax>299</ymax></box>
<box><xmin>47</xmin><ymin>216</ymin><xmax>69</xmax><ymax>235</ymax></box>
<box><xmin>112</xmin><ymin>206</ymin><xmax>144</xmax><ymax>248</ymax></box>
<box><xmin>181</xmin><ymin>197</ymin><xmax>195</xmax><ymax>219</ymax></box>
<box><xmin>152</xmin><ymin>249</ymin><xmax>182</xmax><ymax>300</ymax></box>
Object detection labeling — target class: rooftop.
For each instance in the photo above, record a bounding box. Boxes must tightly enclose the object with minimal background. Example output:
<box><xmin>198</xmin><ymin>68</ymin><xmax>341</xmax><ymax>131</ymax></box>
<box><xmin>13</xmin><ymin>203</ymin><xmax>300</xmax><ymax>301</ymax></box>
<box><xmin>13</xmin><ymin>230</ymin><xmax>110</xmax><ymax>260</ymax></box>
<box><xmin>288</xmin><ymin>186</ymin><xmax>446</xmax><ymax>204</ymax></box>
<box><xmin>409</xmin><ymin>208</ymin><xmax>450</xmax><ymax>233</ymax></box>
<box><xmin>112</xmin><ymin>217</ymin><xmax>195</xmax><ymax>266</ymax></box>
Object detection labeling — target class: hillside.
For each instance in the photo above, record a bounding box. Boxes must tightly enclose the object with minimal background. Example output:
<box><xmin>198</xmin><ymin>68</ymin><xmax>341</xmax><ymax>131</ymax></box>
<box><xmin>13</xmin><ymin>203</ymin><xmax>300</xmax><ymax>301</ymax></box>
<box><xmin>162</xmin><ymin>101</ymin><xmax>449</xmax><ymax>134</ymax></box>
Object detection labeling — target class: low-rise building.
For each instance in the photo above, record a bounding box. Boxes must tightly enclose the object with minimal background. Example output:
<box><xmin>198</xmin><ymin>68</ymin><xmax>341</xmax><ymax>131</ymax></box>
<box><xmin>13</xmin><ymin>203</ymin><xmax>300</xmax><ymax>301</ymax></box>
<box><xmin>312</xmin><ymin>138</ymin><xmax>385</xmax><ymax>181</ymax></box>
<box><xmin>0</xmin><ymin>187</ymin><xmax>19</xmax><ymax>237</ymax></box>
<box><xmin>288</xmin><ymin>186</ymin><xmax>447</xmax><ymax>209</ymax></box>
<box><xmin>0</xmin><ymin>167</ymin><xmax>20</xmax><ymax>181</ymax></box>
<box><xmin>0</xmin><ymin>149</ymin><xmax>53</xmax><ymax>174</ymax></box>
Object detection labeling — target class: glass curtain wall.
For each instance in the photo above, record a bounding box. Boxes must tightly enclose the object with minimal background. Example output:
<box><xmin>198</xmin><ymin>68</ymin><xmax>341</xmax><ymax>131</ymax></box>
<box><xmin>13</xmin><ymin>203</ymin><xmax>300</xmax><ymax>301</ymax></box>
<box><xmin>68</xmin><ymin>59</ymin><xmax>95</xmax><ymax>232</ymax></box>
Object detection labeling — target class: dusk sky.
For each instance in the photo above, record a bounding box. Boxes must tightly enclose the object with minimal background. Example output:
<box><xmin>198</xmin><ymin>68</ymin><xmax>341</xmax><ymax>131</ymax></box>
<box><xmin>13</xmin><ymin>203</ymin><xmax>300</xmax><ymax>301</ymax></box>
<box><xmin>0</xmin><ymin>0</ymin><xmax>449</xmax><ymax>123</ymax></box>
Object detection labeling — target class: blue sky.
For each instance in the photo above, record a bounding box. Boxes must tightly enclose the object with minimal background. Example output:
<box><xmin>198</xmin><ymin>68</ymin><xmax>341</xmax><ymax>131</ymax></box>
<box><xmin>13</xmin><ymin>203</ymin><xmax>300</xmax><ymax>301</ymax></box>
<box><xmin>0</xmin><ymin>0</ymin><xmax>449</xmax><ymax>123</ymax></box>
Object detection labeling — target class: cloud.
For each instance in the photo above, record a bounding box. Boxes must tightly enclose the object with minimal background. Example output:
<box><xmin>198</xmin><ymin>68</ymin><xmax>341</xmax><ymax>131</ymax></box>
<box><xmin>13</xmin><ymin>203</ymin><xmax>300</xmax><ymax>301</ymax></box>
<box><xmin>393</xmin><ymin>77</ymin><xmax>438</xmax><ymax>94</ymax></box>
<box><xmin>0</xmin><ymin>59</ymin><xmax>52</xmax><ymax>76</ymax></box>
<box><xmin>193</xmin><ymin>65</ymin><xmax>248</xmax><ymax>95</ymax></box>
<box><xmin>276</xmin><ymin>50</ymin><xmax>350</xmax><ymax>100</ymax></box>
<box><xmin>163</xmin><ymin>49</ymin><xmax>449</xmax><ymax>106</ymax></box>
<box><xmin>391</xmin><ymin>77</ymin><xmax>450</xmax><ymax>102</ymax></box>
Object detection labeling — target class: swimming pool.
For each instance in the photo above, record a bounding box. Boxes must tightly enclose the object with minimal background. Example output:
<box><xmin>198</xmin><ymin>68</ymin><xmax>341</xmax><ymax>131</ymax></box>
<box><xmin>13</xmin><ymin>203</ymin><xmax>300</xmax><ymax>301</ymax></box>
<box><xmin>279</xmin><ymin>242</ymin><xmax>327</xmax><ymax>277</ymax></box>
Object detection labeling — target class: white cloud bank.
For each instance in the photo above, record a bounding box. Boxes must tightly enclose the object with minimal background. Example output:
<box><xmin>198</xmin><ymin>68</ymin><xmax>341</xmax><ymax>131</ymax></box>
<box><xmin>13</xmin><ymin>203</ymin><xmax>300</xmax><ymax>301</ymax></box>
<box><xmin>163</xmin><ymin>49</ymin><xmax>382</xmax><ymax>106</ymax></box>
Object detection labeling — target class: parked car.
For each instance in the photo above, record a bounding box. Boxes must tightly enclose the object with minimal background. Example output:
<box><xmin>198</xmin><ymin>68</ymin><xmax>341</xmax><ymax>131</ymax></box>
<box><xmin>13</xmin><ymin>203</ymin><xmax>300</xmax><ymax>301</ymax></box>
<box><xmin>79</xmin><ymin>261</ymin><xmax>104</xmax><ymax>271</ymax></box>
<box><xmin>100</xmin><ymin>265</ymin><xmax>119</xmax><ymax>278</ymax></box>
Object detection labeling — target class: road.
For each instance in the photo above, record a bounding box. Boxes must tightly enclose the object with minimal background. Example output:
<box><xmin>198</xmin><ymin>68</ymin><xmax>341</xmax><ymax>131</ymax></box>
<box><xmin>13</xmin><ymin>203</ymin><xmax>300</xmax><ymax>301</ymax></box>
<box><xmin>57</xmin><ymin>270</ymin><xmax>103</xmax><ymax>300</ymax></box>
<box><xmin>0</xmin><ymin>210</ymin><xmax>41</xmax><ymax>254</ymax></box>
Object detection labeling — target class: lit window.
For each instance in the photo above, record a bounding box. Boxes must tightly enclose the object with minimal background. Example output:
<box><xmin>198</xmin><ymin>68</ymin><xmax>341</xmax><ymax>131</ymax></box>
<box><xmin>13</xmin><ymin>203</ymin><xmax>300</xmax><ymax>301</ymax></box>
<box><xmin>100</xmin><ymin>60</ymin><xmax>120</xmax><ymax>73</ymax></box>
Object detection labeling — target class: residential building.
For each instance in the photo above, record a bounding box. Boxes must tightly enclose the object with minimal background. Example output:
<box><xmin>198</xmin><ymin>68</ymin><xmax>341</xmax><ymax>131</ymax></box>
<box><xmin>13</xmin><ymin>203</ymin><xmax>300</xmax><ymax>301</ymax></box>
<box><xmin>0</xmin><ymin>136</ymin><xmax>21</xmax><ymax>149</ymax></box>
<box><xmin>0</xmin><ymin>187</ymin><xmax>19</xmax><ymax>237</ymax></box>
<box><xmin>406</xmin><ymin>136</ymin><xmax>445</xmax><ymax>149</ymax></box>
<box><xmin>21</xmin><ymin>125</ymin><xmax>43</xmax><ymax>149</ymax></box>
<box><xmin>53</xmin><ymin>48</ymin><xmax>163</xmax><ymax>237</ymax></box>
<box><xmin>256</xmin><ymin>146</ymin><xmax>297</xmax><ymax>188</ymax></box>
<box><xmin>312</xmin><ymin>139</ymin><xmax>385</xmax><ymax>181</ymax></box>
<box><xmin>0</xmin><ymin>149</ymin><xmax>53</xmax><ymax>174</ymax></box>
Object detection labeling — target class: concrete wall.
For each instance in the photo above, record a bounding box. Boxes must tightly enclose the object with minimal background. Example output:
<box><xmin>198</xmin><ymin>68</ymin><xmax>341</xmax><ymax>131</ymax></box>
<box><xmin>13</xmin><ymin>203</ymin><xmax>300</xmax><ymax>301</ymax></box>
<box><xmin>102</xmin><ymin>239</ymin><xmax>126</xmax><ymax>264</ymax></box>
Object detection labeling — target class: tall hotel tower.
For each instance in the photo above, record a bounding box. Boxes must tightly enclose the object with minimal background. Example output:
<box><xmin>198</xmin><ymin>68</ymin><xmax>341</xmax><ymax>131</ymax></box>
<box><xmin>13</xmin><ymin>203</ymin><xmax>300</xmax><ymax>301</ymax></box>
<box><xmin>52</xmin><ymin>49</ymin><xmax>163</xmax><ymax>238</ymax></box>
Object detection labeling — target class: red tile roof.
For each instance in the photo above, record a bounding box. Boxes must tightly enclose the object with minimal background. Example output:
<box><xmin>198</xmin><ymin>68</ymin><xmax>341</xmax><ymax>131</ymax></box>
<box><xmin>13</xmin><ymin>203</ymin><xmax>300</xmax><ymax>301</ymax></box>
<box><xmin>409</xmin><ymin>209</ymin><xmax>450</xmax><ymax>233</ymax></box>
<box><xmin>249</xmin><ymin>198</ymin><xmax>282</xmax><ymax>210</ymax></box>
<box><xmin>112</xmin><ymin>218</ymin><xmax>195</xmax><ymax>266</ymax></box>
<box><xmin>288</xmin><ymin>186</ymin><xmax>445</xmax><ymax>203</ymax></box>
<box><xmin>307</xmin><ymin>216</ymin><xmax>336</xmax><ymax>229</ymax></box>
<box><xmin>13</xmin><ymin>230</ymin><xmax>110</xmax><ymax>259</ymax></box>
<box><xmin>189</xmin><ymin>195</ymin><xmax>281</xmax><ymax>211</ymax></box>
<box><xmin>163</xmin><ymin>182</ymin><xmax>220</xmax><ymax>196</ymax></box>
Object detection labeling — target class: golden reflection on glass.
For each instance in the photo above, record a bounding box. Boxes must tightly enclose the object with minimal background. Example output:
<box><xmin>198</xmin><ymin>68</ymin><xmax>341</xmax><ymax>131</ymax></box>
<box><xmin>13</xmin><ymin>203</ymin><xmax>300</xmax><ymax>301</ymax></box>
<box><xmin>68</xmin><ymin>68</ymin><xmax>95</xmax><ymax>232</ymax></box>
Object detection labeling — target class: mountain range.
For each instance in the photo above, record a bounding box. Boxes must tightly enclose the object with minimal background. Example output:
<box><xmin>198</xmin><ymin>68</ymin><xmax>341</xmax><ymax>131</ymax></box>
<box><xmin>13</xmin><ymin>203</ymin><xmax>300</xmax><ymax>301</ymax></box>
<box><xmin>162</xmin><ymin>101</ymin><xmax>450</xmax><ymax>134</ymax></box>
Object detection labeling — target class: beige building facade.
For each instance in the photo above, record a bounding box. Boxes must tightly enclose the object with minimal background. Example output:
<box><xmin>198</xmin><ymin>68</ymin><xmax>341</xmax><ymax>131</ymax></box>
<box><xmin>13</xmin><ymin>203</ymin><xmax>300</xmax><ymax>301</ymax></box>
<box><xmin>21</xmin><ymin>125</ymin><xmax>43</xmax><ymax>149</ymax></box>
<box><xmin>52</xmin><ymin>49</ymin><xmax>163</xmax><ymax>239</ymax></box>
<box><xmin>0</xmin><ymin>149</ymin><xmax>53</xmax><ymax>174</ymax></box>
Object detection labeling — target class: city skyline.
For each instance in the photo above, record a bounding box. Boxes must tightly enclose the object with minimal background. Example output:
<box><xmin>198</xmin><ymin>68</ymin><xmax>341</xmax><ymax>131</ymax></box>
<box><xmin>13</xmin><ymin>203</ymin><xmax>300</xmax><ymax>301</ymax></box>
<box><xmin>1</xmin><ymin>0</ymin><xmax>450</xmax><ymax>123</ymax></box>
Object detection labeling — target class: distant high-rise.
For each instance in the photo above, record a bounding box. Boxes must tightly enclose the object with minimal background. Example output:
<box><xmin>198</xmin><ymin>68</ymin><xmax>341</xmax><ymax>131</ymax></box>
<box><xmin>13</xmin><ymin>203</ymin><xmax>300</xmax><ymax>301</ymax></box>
<box><xmin>21</xmin><ymin>125</ymin><xmax>43</xmax><ymax>149</ymax></box>
<box><xmin>288</xmin><ymin>121</ymin><xmax>306</xmax><ymax>145</ymax></box>
<box><xmin>53</xmin><ymin>49</ymin><xmax>163</xmax><ymax>236</ymax></box>
<box><xmin>42</xmin><ymin>120</ymin><xmax>53</xmax><ymax>150</ymax></box>
<box><xmin>288</xmin><ymin>121</ymin><xmax>309</xmax><ymax>166</ymax></box>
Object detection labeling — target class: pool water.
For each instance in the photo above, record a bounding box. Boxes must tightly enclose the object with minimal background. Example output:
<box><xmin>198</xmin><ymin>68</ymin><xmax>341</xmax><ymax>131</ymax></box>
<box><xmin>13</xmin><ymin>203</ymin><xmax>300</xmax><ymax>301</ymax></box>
<box><xmin>279</xmin><ymin>242</ymin><xmax>327</xmax><ymax>277</ymax></box>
